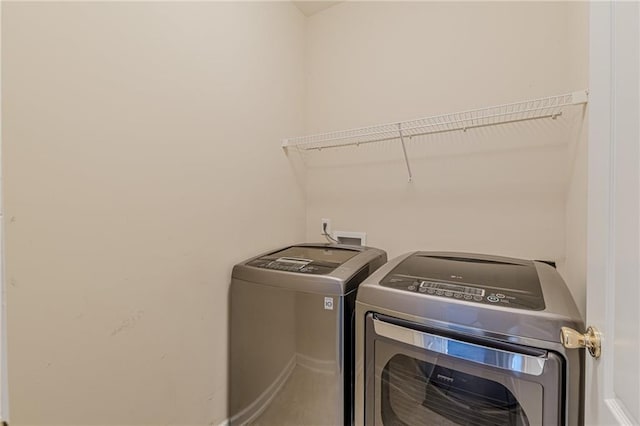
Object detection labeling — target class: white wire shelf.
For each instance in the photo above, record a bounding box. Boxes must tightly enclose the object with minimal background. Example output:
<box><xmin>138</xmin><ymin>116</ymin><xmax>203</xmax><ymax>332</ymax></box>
<box><xmin>282</xmin><ymin>90</ymin><xmax>588</xmax><ymax>181</ymax></box>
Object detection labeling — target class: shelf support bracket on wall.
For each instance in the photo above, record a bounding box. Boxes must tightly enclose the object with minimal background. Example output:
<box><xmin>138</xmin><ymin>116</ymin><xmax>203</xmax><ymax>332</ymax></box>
<box><xmin>397</xmin><ymin>123</ymin><xmax>413</xmax><ymax>182</ymax></box>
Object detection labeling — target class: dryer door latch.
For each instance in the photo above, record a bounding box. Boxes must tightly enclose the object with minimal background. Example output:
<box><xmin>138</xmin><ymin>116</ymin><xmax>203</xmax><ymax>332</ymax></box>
<box><xmin>560</xmin><ymin>326</ymin><xmax>602</xmax><ymax>359</ymax></box>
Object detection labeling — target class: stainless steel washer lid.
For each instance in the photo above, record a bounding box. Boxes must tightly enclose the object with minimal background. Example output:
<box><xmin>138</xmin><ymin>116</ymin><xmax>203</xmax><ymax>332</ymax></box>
<box><xmin>356</xmin><ymin>251</ymin><xmax>583</xmax><ymax>343</ymax></box>
<box><xmin>232</xmin><ymin>243</ymin><xmax>387</xmax><ymax>296</ymax></box>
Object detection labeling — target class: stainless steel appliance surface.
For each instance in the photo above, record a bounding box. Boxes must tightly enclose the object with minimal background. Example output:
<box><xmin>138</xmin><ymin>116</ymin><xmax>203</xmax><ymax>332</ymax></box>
<box><xmin>230</xmin><ymin>243</ymin><xmax>387</xmax><ymax>425</ymax></box>
<box><xmin>355</xmin><ymin>252</ymin><xmax>584</xmax><ymax>426</ymax></box>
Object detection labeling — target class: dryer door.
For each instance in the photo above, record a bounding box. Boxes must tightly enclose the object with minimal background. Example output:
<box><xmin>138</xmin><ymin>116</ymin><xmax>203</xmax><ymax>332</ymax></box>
<box><xmin>363</xmin><ymin>314</ymin><xmax>564</xmax><ymax>426</ymax></box>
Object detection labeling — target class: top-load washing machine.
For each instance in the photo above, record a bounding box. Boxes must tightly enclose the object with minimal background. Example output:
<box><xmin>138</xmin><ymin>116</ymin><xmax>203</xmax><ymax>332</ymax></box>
<box><xmin>229</xmin><ymin>243</ymin><xmax>387</xmax><ymax>425</ymax></box>
<box><xmin>355</xmin><ymin>251</ymin><xmax>584</xmax><ymax>426</ymax></box>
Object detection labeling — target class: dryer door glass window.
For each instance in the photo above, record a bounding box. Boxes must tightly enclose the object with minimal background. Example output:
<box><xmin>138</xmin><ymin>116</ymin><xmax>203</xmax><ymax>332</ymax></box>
<box><xmin>381</xmin><ymin>354</ymin><xmax>529</xmax><ymax>426</ymax></box>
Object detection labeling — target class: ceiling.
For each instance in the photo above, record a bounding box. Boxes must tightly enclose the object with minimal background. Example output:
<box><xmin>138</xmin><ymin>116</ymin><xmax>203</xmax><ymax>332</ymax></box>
<box><xmin>293</xmin><ymin>1</ymin><xmax>343</xmax><ymax>17</ymax></box>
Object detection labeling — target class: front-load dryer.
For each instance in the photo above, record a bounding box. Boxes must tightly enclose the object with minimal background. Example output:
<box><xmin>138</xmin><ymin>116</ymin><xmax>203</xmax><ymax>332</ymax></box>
<box><xmin>355</xmin><ymin>252</ymin><xmax>584</xmax><ymax>426</ymax></box>
<box><xmin>230</xmin><ymin>243</ymin><xmax>386</xmax><ymax>425</ymax></box>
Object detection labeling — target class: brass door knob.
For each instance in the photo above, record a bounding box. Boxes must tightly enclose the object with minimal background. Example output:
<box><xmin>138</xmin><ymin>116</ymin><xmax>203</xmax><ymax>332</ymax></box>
<box><xmin>560</xmin><ymin>326</ymin><xmax>601</xmax><ymax>359</ymax></box>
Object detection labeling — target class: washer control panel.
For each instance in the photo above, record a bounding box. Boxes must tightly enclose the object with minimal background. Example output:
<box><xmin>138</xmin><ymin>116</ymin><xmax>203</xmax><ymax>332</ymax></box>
<box><xmin>381</xmin><ymin>274</ymin><xmax>538</xmax><ymax>310</ymax></box>
<box><xmin>265</xmin><ymin>257</ymin><xmax>311</xmax><ymax>272</ymax></box>
<box><xmin>247</xmin><ymin>257</ymin><xmax>330</xmax><ymax>274</ymax></box>
<box><xmin>246</xmin><ymin>245</ymin><xmax>361</xmax><ymax>275</ymax></box>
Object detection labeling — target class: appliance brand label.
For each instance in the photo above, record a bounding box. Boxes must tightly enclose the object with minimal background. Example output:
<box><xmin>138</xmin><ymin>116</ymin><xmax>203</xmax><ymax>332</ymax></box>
<box><xmin>324</xmin><ymin>297</ymin><xmax>334</xmax><ymax>310</ymax></box>
<box><xmin>437</xmin><ymin>374</ymin><xmax>454</xmax><ymax>383</ymax></box>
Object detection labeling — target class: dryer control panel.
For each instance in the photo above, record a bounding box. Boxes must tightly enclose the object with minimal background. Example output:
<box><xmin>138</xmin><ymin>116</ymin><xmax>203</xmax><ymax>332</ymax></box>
<box><xmin>379</xmin><ymin>253</ymin><xmax>546</xmax><ymax>311</ymax></box>
<box><xmin>381</xmin><ymin>275</ymin><xmax>539</xmax><ymax>309</ymax></box>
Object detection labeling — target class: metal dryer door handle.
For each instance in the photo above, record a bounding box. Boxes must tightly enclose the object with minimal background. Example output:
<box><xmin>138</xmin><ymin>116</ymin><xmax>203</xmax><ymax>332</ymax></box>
<box><xmin>373</xmin><ymin>318</ymin><xmax>547</xmax><ymax>376</ymax></box>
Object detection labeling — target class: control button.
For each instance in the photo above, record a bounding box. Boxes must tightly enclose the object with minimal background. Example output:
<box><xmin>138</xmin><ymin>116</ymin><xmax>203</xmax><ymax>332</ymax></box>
<box><xmin>454</xmin><ymin>293</ymin><xmax>462</xmax><ymax>299</ymax></box>
<box><xmin>408</xmin><ymin>285</ymin><xmax>417</xmax><ymax>291</ymax></box>
<box><xmin>487</xmin><ymin>296</ymin><xmax>500</xmax><ymax>303</ymax></box>
<box><xmin>444</xmin><ymin>291</ymin><xmax>453</xmax><ymax>297</ymax></box>
<box><xmin>473</xmin><ymin>296</ymin><xmax>483</xmax><ymax>301</ymax></box>
<box><xmin>427</xmin><ymin>289</ymin><xmax>435</xmax><ymax>294</ymax></box>
<box><xmin>464</xmin><ymin>295</ymin><xmax>472</xmax><ymax>300</ymax></box>
<box><xmin>496</xmin><ymin>293</ymin><xmax>506</xmax><ymax>298</ymax></box>
<box><xmin>436</xmin><ymin>290</ymin><xmax>444</xmax><ymax>296</ymax></box>
<box><xmin>419</xmin><ymin>287</ymin><xmax>427</xmax><ymax>293</ymax></box>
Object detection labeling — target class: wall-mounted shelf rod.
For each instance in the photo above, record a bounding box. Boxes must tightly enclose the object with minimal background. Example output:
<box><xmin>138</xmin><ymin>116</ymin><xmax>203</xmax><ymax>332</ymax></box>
<box><xmin>282</xmin><ymin>90</ymin><xmax>589</xmax><ymax>153</ymax></box>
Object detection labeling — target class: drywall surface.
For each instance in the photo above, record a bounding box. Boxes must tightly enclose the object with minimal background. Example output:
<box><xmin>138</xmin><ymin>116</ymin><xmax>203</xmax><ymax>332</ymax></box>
<box><xmin>562</xmin><ymin>116</ymin><xmax>588</xmax><ymax>320</ymax></box>
<box><xmin>559</xmin><ymin>1</ymin><xmax>589</xmax><ymax>319</ymax></box>
<box><xmin>2</xmin><ymin>2</ymin><xmax>305</xmax><ymax>425</ymax></box>
<box><xmin>304</xmin><ymin>2</ymin><xmax>588</xmax><ymax>309</ymax></box>
<box><xmin>0</xmin><ymin>2</ymin><xmax>7</xmax><ymax>422</ymax></box>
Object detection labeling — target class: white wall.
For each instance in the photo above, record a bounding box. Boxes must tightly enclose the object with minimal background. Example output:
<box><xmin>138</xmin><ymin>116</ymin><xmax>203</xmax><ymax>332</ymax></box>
<box><xmin>2</xmin><ymin>2</ymin><xmax>305</xmax><ymax>425</ymax></box>
<box><xmin>0</xmin><ymin>1</ymin><xmax>7</xmax><ymax>422</ymax></box>
<box><xmin>561</xmin><ymin>2</ymin><xmax>590</xmax><ymax>319</ymax></box>
<box><xmin>304</xmin><ymin>2</ymin><xmax>589</xmax><ymax>312</ymax></box>
<box><xmin>1</xmin><ymin>2</ymin><xmax>591</xmax><ymax>424</ymax></box>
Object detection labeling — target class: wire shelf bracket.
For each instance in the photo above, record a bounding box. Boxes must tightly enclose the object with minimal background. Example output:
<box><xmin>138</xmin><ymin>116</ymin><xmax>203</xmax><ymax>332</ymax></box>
<box><xmin>282</xmin><ymin>90</ymin><xmax>589</xmax><ymax>182</ymax></box>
